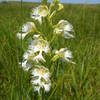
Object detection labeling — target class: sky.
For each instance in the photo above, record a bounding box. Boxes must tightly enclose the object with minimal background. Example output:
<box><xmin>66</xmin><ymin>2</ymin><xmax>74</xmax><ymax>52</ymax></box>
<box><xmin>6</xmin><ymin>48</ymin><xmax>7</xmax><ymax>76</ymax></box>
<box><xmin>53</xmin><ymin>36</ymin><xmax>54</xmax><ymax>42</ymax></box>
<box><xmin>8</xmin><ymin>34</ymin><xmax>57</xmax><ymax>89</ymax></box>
<box><xmin>0</xmin><ymin>0</ymin><xmax>100</xmax><ymax>4</ymax></box>
<box><xmin>24</xmin><ymin>0</ymin><xmax>100</xmax><ymax>4</ymax></box>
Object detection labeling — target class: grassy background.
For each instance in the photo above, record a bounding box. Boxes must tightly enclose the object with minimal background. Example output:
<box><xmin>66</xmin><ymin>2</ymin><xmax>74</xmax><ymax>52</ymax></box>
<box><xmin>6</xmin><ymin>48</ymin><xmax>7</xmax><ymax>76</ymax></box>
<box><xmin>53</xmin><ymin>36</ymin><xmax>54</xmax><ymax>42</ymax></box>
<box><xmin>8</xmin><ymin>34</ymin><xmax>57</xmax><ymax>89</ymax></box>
<box><xmin>0</xmin><ymin>2</ymin><xmax>100</xmax><ymax>100</ymax></box>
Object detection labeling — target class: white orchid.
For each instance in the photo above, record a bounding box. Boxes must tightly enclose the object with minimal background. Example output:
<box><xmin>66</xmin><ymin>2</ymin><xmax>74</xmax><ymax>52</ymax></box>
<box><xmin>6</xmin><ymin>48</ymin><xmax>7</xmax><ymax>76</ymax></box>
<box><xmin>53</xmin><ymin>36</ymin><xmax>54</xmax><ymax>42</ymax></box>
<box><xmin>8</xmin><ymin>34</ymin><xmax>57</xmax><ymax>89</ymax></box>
<box><xmin>29</xmin><ymin>37</ymin><xmax>50</xmax><ymax>54</ymax></box>
<box><xmin>54</xmin><ymin>20</ymin><xmax>74</xmax><ymax>39</ymax></box>
<box><xmin>21</xmin><ymin>49</ymin><xmax>34</xmax><ymax>71</ymax></box>
<box><xmin>52</xmin><ymin>48</ymin><xmax>75</xmax><ymax>64</ymax></box>
<box><xmin>31</xmin><ymin>66</ymin><xmax>51</xmax><ymax>93</ymax></box>
<box><xmin>17</xmin><ymin>22</ymin><xmax>36</xmax><ymax>40</ymax></box>
<box><xmin>31</xmin><ymin>5</ymin><xmax>49</xmax><ymax>24</ymax></box>
<box><xmin>21</xmin><ymin>48</ymin><xmax>47</xmax><ymax>71</ymax></box>
<box><xmin>58</xmin><ymin>3</ymin><xmax>64</xmax><ymax>11</ymax></box>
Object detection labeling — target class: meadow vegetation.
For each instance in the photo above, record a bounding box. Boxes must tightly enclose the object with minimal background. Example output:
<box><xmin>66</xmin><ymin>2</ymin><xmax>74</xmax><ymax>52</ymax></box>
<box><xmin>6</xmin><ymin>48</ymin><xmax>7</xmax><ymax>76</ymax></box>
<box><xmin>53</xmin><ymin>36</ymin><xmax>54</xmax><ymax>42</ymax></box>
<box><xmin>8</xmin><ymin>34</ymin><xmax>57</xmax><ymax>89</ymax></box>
<box><xmin>0</xmin><ymin>2</ymin><xmax>100</xmax><ymax>100</ymax></box>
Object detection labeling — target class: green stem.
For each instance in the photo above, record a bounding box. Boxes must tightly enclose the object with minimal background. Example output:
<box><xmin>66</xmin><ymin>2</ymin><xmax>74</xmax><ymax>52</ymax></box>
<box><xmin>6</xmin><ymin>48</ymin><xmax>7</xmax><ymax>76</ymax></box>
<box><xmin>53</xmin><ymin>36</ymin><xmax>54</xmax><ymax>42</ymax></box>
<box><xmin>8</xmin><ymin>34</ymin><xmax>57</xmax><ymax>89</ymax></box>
<box><xmin>38</xmin><ymin>93</ymin><xmax>42</xmax><ymax>100</ymax></box>
<box><xmin>38</xmin><ymin>89</ymin><xmax>45</xmax><ymax>100</ymax></box>
<box><xmin>50</xmin><ymin>34</ymin><xmax>56</xmax><ymax>45</ymax></box>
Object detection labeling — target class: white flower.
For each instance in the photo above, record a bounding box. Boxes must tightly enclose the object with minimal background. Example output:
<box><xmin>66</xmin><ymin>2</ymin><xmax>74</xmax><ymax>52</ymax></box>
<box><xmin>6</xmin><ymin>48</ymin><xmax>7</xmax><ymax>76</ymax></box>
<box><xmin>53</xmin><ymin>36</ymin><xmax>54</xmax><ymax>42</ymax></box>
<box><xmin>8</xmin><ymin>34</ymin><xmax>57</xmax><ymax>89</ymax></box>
<box><xmin>58</xmin><ymin>3</ymin><xmax>64</xmax><ymax>11</ymax></box>
<box><xmin>31</xmin><ymin>5</ymin><xmax>49</xmax><ymax>24</ymax></box>
<box><xmin>21</xmin><ymin>48</ymin><xmax>46</xmax><ymax>71</ymax></box>
<box><xmin>29</xmin><ymin>37</ymin><xmax>50</xmax><ymax>54</ymax></box>
<box><xmin>21</xmin><ymin>59</ymin><xmax>32</xmax><ymax>71</ymax></box>
<box><xmin>52</xmin><ymin>48</ymin><xmax>75</xmax><ymax>64</ymax></box>
<box><xmin>54</xmin><ymin>20</ymin><xmax>74</xmax><ymax>39</ymax></box>
<box><xmin>31</xmin><ymin>66</ymin><xmax>51</xmax><ymax>93</ymax></box>
<box><xmin>21</xmin><ymin>50</ymin><xmax>34</xmax><ymax>71</ymax></box>
<box><xmin>17</xmin><ymin>22</ymin><xmax>36</xmax><ymax>40</ymax></box>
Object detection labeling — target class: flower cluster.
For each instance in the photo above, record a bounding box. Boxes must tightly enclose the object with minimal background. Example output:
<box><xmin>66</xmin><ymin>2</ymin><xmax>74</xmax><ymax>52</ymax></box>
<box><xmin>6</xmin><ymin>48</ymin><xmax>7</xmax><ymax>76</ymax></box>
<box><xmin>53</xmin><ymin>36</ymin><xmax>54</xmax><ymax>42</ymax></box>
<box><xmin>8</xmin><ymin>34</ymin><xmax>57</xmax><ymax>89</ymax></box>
<box><xmin>17</xmin><ymin>0</ymin><xmax>75</xmax><ymax>95</ymax></box>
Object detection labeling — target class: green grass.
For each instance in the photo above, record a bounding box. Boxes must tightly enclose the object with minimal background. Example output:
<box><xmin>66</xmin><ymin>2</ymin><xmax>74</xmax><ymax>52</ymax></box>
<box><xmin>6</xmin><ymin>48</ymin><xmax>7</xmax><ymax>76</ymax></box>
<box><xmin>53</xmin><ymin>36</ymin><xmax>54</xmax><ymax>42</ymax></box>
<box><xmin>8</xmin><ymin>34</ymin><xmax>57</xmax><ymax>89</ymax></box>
<box><xmin>0</xmin><ymin>2</ymin><xmax>100</xmax><ymax>100</ymax></box>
